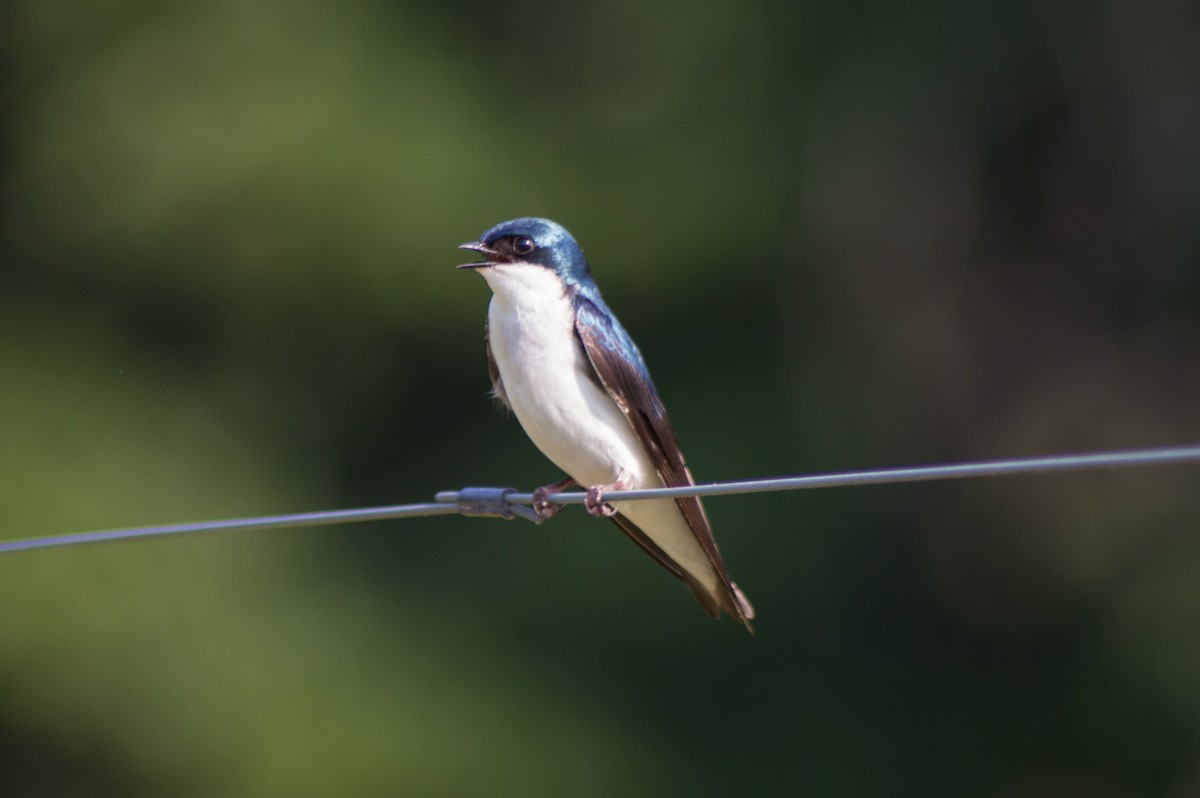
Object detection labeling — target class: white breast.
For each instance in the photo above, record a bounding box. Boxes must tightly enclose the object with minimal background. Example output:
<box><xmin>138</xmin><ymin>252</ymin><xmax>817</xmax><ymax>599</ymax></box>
<box><xmin>483</xmin><ymin>264</ymin><xmax>653</xmax><ymax>487</ymax></box>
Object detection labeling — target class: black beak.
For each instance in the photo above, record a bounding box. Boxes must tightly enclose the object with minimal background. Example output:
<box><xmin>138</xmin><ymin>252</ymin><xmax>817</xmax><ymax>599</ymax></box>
<box><xmin>457</xmin><ymin>242</ymin><xmax>499</xmax><ymax>270</ymax></box>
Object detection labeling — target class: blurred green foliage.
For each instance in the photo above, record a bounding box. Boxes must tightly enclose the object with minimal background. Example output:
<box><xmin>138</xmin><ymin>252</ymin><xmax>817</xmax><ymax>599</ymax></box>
<box><xmin>2</xmin><ymin>0</ymin><xmax>1199</xmax><ymax>795</ymax></box>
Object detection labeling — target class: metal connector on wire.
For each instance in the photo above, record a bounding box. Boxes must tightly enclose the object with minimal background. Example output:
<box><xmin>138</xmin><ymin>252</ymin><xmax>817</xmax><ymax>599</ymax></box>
<box><xmin>442</xmin><ymin>487</ymin><xmax>544</xmax><ymax>524</ymax></box>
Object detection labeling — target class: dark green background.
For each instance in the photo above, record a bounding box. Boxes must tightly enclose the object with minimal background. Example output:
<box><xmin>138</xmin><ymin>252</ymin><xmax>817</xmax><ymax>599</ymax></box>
<box><xmin>2</xmin><ymin>1</ymin><xmax>1199</xmax><ymax>795</ymax></box>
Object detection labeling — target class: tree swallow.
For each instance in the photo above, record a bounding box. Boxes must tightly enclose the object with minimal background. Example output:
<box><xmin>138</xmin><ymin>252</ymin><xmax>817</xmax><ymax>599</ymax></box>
<box><xmin>459</xmin><ymin>218</ymin><xmax>755</xmax><ymax>630</ymax></box>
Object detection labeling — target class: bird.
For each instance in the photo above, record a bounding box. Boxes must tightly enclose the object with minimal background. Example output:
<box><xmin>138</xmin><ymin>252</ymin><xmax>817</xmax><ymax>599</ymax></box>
<box><xmin>458</xmin><ymin>217</ymin><xmax>754</xmax><ymax>630</ymax></box>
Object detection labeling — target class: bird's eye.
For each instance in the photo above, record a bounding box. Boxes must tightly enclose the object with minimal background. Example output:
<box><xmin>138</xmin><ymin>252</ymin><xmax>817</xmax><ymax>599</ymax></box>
<box><xmin>511</xmin><ymin>236</ymin><xmax>536</xmax><ymax>256</ymax></box>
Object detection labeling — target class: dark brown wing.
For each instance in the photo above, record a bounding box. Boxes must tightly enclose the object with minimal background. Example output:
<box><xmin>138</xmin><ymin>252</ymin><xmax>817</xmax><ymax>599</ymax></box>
<box><xmin>608</xmin><ymin>512</ymin><xmax>722</xmax><ymax>619</ymax></box>
<box><xmin>572</xmin><ymin>293</ymin><xmax>753</xmax><ymax>628</ymax></box>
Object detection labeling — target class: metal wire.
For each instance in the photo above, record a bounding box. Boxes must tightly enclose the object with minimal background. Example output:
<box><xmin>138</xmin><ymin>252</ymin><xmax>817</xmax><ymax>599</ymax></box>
<box><xmin>2</xmin><ymin>443</ymin><xmax>1198</xmax><ymax>555</ymax></box>
<box><xmin>496</xmin><ymin>443</ymin><xmax>1200</xmax><ymax>504</ymax></box>
<box><xmin>0</xmin><ymin>503</ymin><xmax>458</xmax><ymax>554</ymax></box>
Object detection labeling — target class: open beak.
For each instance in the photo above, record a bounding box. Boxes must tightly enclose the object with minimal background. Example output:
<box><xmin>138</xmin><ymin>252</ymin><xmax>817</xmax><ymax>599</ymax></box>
<box><xmin>457</xmin><ymin>242</ymin><xmax>500</xmax><ymax>270</ymax></box>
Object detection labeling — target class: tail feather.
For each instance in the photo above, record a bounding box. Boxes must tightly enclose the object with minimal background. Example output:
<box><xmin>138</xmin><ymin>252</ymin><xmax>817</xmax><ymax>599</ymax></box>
<box><xmin>610</xmin><ymin>512</ymin><xmax>754</xmax><ymax>632</ymax></box>
<box><xmin>691</xmin><ymin>576</ymin><xmax>754</xmax><ymax>634</ymax></box>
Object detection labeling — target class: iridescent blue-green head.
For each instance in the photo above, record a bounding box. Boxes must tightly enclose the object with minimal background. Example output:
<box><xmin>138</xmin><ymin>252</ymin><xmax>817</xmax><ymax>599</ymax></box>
<box><xmin>458</xmin><ymin>217</ymin><xmax>594</xmax><ymax>288</ymax></box>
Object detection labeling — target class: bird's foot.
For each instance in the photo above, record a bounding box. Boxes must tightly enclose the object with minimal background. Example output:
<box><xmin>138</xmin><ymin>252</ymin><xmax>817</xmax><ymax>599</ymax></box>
<box><xmin>532</xmin><ymin>477</ymin><xmax>576</xmax><ymax>519</ymax></box>
<box><xmin>584</xmin><ymin>472</ymin><xmax>631</xmax><ymax>518</ymax></box>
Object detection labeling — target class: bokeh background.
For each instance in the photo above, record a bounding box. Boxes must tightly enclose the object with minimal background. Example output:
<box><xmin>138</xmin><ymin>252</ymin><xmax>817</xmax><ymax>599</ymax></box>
<box><xmin>2</xmin><ymin>1</ymin><xmax>1199</xmax><ymax>795</ymax></box>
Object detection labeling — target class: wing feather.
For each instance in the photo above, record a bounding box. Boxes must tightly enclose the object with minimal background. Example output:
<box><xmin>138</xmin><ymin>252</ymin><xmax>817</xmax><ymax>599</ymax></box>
<box><xmin>608</xmin><ymin>512</ymin><xmax>722</xmax><ymax>619</ymax></box>
<box><xmin>572</xmin><ymin>292</ymin><xmax>753</xmax><ymax>627</ymax></box>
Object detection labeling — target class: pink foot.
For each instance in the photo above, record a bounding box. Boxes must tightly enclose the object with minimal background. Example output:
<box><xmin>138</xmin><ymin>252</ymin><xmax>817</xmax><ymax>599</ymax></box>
<box><xmin>584</xmin><ymin>486</ymin><xmax>618</xmax><ymax>517</ymax></box>
<box><xmin>533</xmin><ymin>477</ymin><xmax>576</xmax><ymax>519</ymax></box>
<box><xmin>584</xmin><ymin>472</ymin><xmax>631</xmax><ymax>518</ymax></box>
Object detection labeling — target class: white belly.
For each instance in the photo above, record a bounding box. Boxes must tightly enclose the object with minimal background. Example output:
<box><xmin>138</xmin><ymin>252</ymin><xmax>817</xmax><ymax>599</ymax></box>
<box><xmin>480</xmin><ymin>265</ymin><xmax>719</xmax><ymax>593</ymax></box>
<box><xmin>484</xmin><ymin>266</ymin><xmax>652</xmax><ymax>487</ymax></box>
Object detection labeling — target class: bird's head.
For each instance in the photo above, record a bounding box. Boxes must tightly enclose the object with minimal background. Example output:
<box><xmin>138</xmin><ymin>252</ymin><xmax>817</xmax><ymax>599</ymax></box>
<box><xmin>458</xmin><ymin>218</ymin><xmax>592</xmax><ymax>287</ymax></box>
